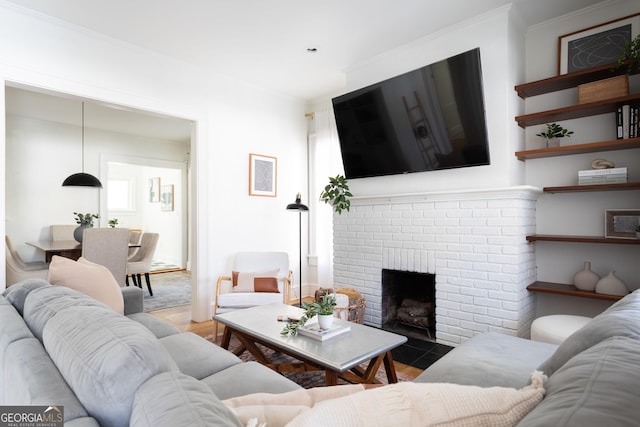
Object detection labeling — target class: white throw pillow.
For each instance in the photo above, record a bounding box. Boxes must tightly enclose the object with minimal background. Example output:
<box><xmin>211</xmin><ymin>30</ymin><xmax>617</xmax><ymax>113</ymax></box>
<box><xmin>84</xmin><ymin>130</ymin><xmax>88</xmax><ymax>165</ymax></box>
<box><xmin>47</xmin><ymin>255</ymin><xmax>124</xmax><ymax>314</ymax></box>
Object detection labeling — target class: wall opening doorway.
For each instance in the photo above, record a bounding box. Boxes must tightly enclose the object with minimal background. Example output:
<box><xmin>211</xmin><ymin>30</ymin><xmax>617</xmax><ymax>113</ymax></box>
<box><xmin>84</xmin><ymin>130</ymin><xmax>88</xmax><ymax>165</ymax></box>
<box><xmin>106</xmin><ymin>159</ymin><xmax>189</xmax><ymax>271</ymax></box>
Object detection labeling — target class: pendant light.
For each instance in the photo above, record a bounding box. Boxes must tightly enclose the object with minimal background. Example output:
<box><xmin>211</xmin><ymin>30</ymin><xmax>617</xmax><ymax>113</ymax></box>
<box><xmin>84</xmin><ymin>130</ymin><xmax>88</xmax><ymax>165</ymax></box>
<box><xmin>62</xmin><ymin>102</ymin><xmax>103</xmax><ymax>188</ymax></box>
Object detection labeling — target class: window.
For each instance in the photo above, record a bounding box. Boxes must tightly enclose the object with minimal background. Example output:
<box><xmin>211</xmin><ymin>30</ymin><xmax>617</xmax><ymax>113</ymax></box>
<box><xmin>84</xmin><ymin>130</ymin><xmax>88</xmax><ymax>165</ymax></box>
<box><xmin>108</xmin><ymin>179</ymin><xmax>134</xmax><ymax>212</ymax></box>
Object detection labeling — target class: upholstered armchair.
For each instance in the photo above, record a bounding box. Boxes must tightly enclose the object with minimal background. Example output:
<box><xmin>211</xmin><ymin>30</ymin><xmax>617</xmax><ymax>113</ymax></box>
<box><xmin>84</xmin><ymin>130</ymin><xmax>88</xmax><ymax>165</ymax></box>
<box><xmin>214</xmin><ymin>252</ymin><xmax>292</xmax><ymax>318</ymax></box>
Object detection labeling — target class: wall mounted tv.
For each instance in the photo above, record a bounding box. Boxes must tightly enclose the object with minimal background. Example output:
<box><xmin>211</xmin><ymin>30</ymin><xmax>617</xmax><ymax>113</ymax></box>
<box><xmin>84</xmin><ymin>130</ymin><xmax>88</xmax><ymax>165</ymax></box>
<box><xmin>332</xmin><ymin>48</ymin><xmax>490</xmax><ymax>179</ymax></box>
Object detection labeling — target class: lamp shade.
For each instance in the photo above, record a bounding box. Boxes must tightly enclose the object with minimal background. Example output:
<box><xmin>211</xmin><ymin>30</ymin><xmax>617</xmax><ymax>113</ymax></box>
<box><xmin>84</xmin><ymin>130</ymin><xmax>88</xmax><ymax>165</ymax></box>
<box><xmin>62</xmin><ymin>172</ymin><xmax>103</xmax><ymax>188</ymax></box>
<box><xmin>286</xmin><ymin>193</ymin><xmax>309</xmax><ymax>211</ymax></box>
<box><xmin>62</xmin><ymin>101</ymin><xmax>103</xmax><ymax>188</ymax></box>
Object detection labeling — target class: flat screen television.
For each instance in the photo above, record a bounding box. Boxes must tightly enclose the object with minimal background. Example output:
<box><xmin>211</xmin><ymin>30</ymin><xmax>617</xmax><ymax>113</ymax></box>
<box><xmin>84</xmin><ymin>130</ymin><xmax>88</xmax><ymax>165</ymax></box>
<box><xmin>332</xmin><ymin>48</ymin><xmax>490</xmax><ymax>179</ymax></box>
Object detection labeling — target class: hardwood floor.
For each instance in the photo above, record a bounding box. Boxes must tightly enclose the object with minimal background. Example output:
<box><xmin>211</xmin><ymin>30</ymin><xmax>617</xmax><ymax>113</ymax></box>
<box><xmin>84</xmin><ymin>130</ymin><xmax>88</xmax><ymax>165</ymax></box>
<box><xmin>148</xmin><ymin>304</ymin><xmax>424</xmax><ymax>380</ymax></box>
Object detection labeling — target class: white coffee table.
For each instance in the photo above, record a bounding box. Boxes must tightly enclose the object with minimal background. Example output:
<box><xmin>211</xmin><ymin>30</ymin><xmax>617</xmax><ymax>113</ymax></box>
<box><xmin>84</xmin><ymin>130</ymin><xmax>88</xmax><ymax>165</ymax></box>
<box><xmin>215</xmin><ymin>302</ymin><xmax>407</xmax><ymax>386</ymax></box>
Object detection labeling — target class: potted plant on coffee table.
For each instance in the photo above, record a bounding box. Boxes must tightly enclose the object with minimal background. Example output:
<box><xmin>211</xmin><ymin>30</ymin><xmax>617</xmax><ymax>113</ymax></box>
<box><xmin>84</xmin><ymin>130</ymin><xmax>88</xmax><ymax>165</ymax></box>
<box><xmin>281</xmin><ymin>291</ymin><xmax>337</xmax><ymax>336</ymax></box>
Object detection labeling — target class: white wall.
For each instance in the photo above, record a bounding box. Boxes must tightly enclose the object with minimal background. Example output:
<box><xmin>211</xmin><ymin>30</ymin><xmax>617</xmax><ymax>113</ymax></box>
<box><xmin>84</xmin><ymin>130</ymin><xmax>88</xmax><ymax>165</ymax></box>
<box><xmin>0</xmin><ymin>2</ymin><xmax>308</xmax><ymax>321</ymax></box>
<box><xmin>524</xmin><ymin>0</ymin><xmax>640</xmax><ymax>316</ymax></box>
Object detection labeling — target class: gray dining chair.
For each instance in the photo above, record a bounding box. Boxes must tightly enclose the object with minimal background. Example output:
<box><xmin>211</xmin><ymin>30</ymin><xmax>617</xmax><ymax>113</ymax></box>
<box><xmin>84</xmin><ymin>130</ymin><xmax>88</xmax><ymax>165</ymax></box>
<box><xmin>5</xmin><ymin>235</ymin><xmax>48</xmax><ymax>286</ymax></box>
<box><xmin>50</xmin><ymin>224</ymin><xmax>77</xmax><ymax>241</ymax></box>
<box><xmin>81</xmin><ymin>228</ymin><xmax>130</xmax><ymax>286</ymax></box>
<box><xmin>126</xmin><ymin>233</ymin><xmax>159</xmax><ymax>296</ymax></box>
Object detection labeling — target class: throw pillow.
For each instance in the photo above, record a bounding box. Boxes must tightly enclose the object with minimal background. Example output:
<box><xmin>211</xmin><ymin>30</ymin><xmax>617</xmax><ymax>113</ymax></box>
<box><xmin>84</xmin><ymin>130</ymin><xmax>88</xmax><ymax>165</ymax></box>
<box><xmin>47</xmin><ymin>255</ymin><xmax>124</xmax><ymax>314</ymax></box>
<box><xmin>232</xmin><ymin>269</ymin><xmax>279</xmax><ymax>293</ymax></box>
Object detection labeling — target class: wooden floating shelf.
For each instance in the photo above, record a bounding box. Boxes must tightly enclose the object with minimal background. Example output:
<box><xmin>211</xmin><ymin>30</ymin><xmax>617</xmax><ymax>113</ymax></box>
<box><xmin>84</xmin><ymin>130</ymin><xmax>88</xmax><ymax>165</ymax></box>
<box><xmin>516</xmin><ymin>94</ymin><xmax>640</xmax><ymax>128</ymax></box>
<box><xmin>527</xmin><ymin>281</ymin><xmax>623</xmax><ymax>301</ymax></box>
<box><xmin>543</xmin><ymin>182</ymin><xmax>640</xmax><ymax>193</ymax></box>
<box><xmin>515</xmin><ymin>138</ymin><xmax>640</xmax><ymax>160</ymax></box>
<box><xmin>515</xmin><ymin>61</ymin><xmax>638</xmax><ymax>99</ymax></box>
<box><xmin>526</xmin><ymin>235</ymin><xmax>640</xmax><ymax>245</ymax></box>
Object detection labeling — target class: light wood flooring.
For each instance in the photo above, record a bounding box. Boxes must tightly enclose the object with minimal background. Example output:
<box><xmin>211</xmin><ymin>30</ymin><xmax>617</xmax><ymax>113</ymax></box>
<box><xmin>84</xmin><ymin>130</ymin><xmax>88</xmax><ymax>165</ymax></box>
<box><xmin>148</xmin><ymin>303</ymin><xmax>424</xmax><ymax>380</ymax></box>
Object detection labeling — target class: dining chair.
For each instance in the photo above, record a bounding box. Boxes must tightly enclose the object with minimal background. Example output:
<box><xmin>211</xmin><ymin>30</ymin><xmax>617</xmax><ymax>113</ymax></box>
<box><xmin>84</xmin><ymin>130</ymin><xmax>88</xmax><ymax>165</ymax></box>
<box><xmin>128</xmin><ymin>229</ymin><xmax>143</xmax><ymax>260</ymax></box>
<box><xmin>50</xmin><ymin>224</ymin><xmax>77</xmax><ymax>241</ymax></box>
<box><xmin>5</xmin><ymin>236</ymin><xmax>48</xmax><ymax>286</ymax></box>
<box><xmin>126</xmin><ymin>233</ymin><xmax>159</xmax><ymax>296</ymax></box>
<box><xmin>81</xmin><ymin>228</ymin><xmax>130</xmax><ymax>286</ymax></box>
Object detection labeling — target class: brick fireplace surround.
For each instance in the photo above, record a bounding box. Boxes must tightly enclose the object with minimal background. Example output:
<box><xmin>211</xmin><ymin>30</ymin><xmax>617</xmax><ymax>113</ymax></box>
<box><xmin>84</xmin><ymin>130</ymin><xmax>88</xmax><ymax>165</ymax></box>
<box><xmin>332</xmin><ymin>186</ymin><xmax>541</xmax><ymax>347</ymax></box>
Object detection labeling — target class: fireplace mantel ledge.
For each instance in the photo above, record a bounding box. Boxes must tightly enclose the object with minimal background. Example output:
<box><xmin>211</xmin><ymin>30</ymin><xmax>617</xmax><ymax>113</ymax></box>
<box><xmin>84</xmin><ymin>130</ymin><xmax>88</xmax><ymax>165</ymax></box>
<box><xmin>349</xmin><ymin>185</ymin><xmax>542</xmax><ymax>205</ymax></box>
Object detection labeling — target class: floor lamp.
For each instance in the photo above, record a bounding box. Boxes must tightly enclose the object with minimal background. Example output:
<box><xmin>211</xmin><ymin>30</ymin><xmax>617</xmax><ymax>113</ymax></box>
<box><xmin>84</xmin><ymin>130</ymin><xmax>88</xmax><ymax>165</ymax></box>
<box><xmin>286</xmin><ymin>193</ymin><xmax>309</xmax><ymax>307</ymax></box>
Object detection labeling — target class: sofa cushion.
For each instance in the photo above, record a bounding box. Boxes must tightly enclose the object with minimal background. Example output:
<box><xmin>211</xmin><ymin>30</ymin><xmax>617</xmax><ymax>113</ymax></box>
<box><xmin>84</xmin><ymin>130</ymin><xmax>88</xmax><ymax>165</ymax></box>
<box><xmin>217</xmin><ymin>292</ymin><xmax>284</xmax><ymax>309</ymax></box>
<box><xmin>127</xmin><ymin>312</ymin><xmax>180</xmax><ymax>338</ymax></box>
<box><xmin>0</xmin><ymin>298</ymin><xmax>36</xmax><ymax>402</ymax></box>
<box><xmin>519</xmin><ymin>336</ymin><xmax>640</xmax><ymax>427</ymax></box>
<box><xmin>202</xmin><ymin>361</ymin><xmax>302</xmax><ymax>400</ymax></box>
<box><xmin>43</xmin><ymin>305</ymin><xmax>177</xmax><ymax>427</ymax></box>
<box><xmin>47</xmin><ymin>255</ymin><xmax>124</xmax><ymax>314</ymax></box>
<box><xmin>159</xmin><ymin>332</ymin><xmax>241</xmax><ymax>379</ymax></box>
<box><xmin>538</xmin><ymin>290</ymin><xmax>640</xmax><ymax>376</ymax></box>
<box><xmin>23</xmin><ymin>285</ymin><xmax>107</xmax><ymax>341</ymax></box>
<box><xmin>3</xmin><ymin>337</ymin><xmax>91</xmax><ymax>423</ymax></box>
<box><xmin>130</xmin><ymin>371</ymin><xmax>243</xmax><ymax>427</ymax></box>
<box><xmin>414</xmin><ymin>332</ymin><xmax>557</xmax><ymax>388</ymax></box>
<box><xmin>1</xmin><ymin>278</ymin><xmax>50</xmax><ymax>315</ymax></box>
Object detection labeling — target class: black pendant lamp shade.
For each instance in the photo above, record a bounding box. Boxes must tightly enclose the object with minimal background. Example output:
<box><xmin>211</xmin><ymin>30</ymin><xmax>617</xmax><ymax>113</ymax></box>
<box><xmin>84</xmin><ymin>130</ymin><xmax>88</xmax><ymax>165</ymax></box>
<box><xmin>62</xmin><ymin>102</ymin><xmax>103</xmax><ymax>188</ymax></box>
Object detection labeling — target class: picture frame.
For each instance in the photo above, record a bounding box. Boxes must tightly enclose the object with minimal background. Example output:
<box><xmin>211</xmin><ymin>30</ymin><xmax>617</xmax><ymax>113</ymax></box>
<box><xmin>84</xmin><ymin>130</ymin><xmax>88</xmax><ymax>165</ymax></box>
<box><xmin>558</xmin><ymin>13</ymin><xmax>640</xmax><ymax>75</ymax></box>
<box><xmin>161</xmin><ymin>184</ymin><xmax>174</xmax><ymax>211</ymax></box>
<box><xmin>249</xmin><ymin>153</ymin><xmax>277</xmax><ymax>197</ymax></box>
<box><xmin>605</xmin><ymin>209</ymin><xmax>640</xmax><ymax>239</ymax></box>
<box><xmin>149</xmin><ymin>177</ymin><xmax>160</xmax><ymax>203</ymax></box>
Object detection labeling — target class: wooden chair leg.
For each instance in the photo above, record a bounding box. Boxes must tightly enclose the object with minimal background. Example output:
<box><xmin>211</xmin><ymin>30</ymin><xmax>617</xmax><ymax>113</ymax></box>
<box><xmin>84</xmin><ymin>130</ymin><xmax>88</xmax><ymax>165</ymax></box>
<box><xmin>136</xmin><ymin>274</ymin><xmax>142</xmax><ymax>289</ymax></box>
<box><xmin>144</xmin><ymin>272</ymin><xmax>153</xmax><ymax>296</ymax></box>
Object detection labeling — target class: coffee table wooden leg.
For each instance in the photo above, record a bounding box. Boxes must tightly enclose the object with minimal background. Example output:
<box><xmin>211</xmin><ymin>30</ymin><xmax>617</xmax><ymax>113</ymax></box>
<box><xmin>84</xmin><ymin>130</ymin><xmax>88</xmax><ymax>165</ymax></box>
<box><xmin>325</xmin><ymin>370</ymin><xmax>339</xmax><ymax>386</ymax></box>
<box><xmin>220</xmin><ymin>327</ymin><xmax>232</xmax><ymax>349</ymax></box>
<box><xmin>383</xmin><ymin>351</ymin><xmax>399</xmax><ymax>384</ymax></box>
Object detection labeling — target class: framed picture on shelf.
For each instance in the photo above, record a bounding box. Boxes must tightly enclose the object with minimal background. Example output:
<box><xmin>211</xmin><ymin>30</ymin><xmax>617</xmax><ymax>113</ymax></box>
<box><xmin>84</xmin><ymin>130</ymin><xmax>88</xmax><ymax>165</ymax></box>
<box><xmin>249</xmin><ymin>153</ymin><xmax>277</xmax><ymax>197</ymax></box>
<box><xmin>161</xmin><ymin>184</ymin><xmax>174</xmax><ymax>211</ymax></box>
<box><xmin>558</xmin><ymin>13</ymin><xmax>640</xmax><ymax>75</ymax></box>
<box><xmin>605</xmin><ymin>209</ymin><xmax>640</xmax><ymax>239</ymax></box>
<box><xmin>149</xmin><ymin>177</ymin><xmax>160</xmax><ymax>203</ymax></box>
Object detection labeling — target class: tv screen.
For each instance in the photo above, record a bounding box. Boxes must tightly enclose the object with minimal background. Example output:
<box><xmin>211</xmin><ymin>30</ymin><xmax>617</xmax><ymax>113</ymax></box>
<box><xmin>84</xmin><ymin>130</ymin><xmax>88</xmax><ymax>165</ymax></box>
<box><xmin>332</xmin><ymin>48</ymin><xmax>490</xmax><ymax>179</ymax></box>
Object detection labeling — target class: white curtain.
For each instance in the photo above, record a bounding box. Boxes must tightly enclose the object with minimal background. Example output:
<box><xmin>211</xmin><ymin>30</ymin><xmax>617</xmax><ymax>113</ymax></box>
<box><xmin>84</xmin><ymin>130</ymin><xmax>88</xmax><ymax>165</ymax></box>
<box><xmin>310</xmin><ymin>107</ymin><xmax>343</xmax><ymax>287</ymax></box>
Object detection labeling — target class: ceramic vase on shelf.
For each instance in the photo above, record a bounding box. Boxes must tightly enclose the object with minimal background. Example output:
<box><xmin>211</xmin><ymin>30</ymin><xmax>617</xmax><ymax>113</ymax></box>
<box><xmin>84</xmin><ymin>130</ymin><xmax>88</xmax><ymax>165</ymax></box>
<box><xmin>595</xmin><ymin>271</ymin><xmax>629</xmax><ymax>296</ymax></box>
<box><xmin>572</xmin><ymin>261</ymin><xmax>600</xmax><ymax>292</ymax></box>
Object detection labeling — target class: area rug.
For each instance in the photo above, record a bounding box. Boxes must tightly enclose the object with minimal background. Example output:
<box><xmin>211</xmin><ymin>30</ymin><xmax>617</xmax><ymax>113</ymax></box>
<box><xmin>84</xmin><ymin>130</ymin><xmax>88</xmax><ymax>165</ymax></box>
<box><xmin>226</xmin><ymin>336</ymin><xmax>415</xmax><ymax>389</ymax></box>
<box><xmin>142</xmin><ymin>270</ymin><xmax>191</xmax><ymax>312</ymax></box>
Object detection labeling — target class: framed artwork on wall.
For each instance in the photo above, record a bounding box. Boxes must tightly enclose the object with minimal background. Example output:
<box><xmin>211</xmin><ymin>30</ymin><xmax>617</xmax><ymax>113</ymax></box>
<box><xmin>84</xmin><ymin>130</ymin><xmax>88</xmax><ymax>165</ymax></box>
<box><xmin>149</xmin><ymin>177</ymin><xmax>160</xmax><ymax>203</ymax></box>
<box><xmin>558</xmin><ymin>13</ymin><xmax>640</xmax><ymax>75</ymax></box>
<box><xmin>249</xmin><ymin>153</ymin><xmax>277</xmax><ymax>197</ymax></box>
<box><xmin>605</xmin><ymin>209</ymin><xmax>640</xmax><ymax>239</ymax></box>
<box><xmin>161</xmin><ymin>184</ymin><xmax>174</xmax><ymax>211</ymax></box>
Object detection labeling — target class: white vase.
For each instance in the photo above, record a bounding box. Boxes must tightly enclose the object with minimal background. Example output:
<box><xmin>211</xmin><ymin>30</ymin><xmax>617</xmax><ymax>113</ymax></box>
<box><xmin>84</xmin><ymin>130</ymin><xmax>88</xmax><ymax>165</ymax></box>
<box><xmin>573</xmin><ymin>261</ymin><xmax>600</xmax><ymax>291</ymax></box>
<box><xmin>595</xmin><ymin>271</ymin><xmax>629</xmax><ymax>296</ymax></box>
<box><xmin>317</xmin><ymin>314</ymin><xmax>333</xmax><ymax>330</ymax></box>
<box><xmin>546</xmin><ymin>138</ymin><xmax>560</xmax><ymax>148</ymax></box>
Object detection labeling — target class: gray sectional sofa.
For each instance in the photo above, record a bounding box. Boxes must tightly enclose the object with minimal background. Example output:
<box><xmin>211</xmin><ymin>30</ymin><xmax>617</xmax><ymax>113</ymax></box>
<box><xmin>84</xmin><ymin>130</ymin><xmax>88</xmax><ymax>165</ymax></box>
<box><xmin>414</xmin><ymin>289</ymin><xmax>640</xmax><ymax>426</ymax></box>
<box><xmin>0</xmin><ymin>279</ymin><xmax>301</xmax><ymax>426</ymax></box>
<box><xmin>3</xmin><ymin>277</ymin><xmax>640</xmax><ymax>426</ymax></box>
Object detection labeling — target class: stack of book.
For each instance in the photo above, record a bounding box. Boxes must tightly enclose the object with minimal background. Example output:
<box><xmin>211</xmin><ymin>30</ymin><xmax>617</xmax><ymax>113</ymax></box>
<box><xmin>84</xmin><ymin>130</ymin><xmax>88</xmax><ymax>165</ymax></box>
<box><xmin>578</xmin><ymin>167</ymin><xmax>627</xmax><ymax>185</ymax></box>
<box><xmin>617</xmin><ymin>105</ymin><xmax>639</xmax><ymax>139</ymax></box>
<box><xmin>297</xmin><ymin>322</ymin><xmax>351</xmax><ymax>341</ymax></box>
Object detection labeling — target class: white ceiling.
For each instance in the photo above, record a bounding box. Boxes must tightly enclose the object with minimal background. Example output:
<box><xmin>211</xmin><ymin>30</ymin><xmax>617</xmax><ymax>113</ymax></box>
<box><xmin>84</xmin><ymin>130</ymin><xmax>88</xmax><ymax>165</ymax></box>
<box><xmin>3</xmin><ymin>0</ymin><xmax>606</xmax><ymax>139</ymax></box>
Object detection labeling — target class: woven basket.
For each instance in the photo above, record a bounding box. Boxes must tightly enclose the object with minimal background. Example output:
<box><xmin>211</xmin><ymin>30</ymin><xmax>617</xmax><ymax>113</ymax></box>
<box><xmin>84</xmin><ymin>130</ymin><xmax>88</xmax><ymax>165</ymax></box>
<box><xmin>578</xmin><ymin>75</ymin><xmax>629</xmax><ymax>104</ymax></box>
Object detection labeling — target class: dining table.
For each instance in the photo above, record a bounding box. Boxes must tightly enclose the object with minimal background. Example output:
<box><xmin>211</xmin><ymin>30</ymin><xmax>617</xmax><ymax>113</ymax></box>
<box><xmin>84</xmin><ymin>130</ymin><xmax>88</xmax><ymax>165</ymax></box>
<box><xmin>27</xmin><ymin>240</ymin><xmax>141</xmax><ymax>263</ymax></box>
<box><xmin>26</xmin><ymin>240</ymin><xmax>82</xmax><ymax>262</ymax></box>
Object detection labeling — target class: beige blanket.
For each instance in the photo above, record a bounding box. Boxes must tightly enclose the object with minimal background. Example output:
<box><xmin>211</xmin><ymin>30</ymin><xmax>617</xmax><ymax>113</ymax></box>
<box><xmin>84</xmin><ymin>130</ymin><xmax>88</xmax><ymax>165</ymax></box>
<box><xmin>223</xmin><ymin>372</ymin><xmax>546</xmax><ymax>427</ymax></box>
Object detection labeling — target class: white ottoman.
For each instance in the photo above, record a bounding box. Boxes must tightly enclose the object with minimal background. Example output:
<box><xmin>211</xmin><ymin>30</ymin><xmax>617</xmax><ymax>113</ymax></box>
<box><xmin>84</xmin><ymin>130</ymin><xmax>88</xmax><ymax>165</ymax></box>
<box><xmin>531</xmin><ymin>315</ymin><xmax>592</xmax><ymax>345</ymax></box>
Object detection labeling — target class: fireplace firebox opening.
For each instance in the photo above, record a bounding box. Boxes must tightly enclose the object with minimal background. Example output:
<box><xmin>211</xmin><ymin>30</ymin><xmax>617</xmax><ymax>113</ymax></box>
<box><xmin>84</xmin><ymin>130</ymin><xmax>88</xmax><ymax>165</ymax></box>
<box><xmin>381</xmin><ymin>269</ymin><xmax>436</xmax><ymax>341</ymax></box>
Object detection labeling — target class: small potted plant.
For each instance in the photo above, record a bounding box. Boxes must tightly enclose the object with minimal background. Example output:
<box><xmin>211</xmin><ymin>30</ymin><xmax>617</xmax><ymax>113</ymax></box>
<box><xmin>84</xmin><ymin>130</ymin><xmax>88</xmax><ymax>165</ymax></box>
<box><xmin>320</xmin><ymin>174</ymin><xmax>353</xmax><ymax>214</ymax></box>
<box><xmin>281</xmin><ymin>291</ymin><xmax>337</xmax><ymax>336</ymax></box>
<box><xmin>108</xmin><ymin>218</ymin><xmax>118</xmax><ymax>228</ymax></box>
<box><xmin>536</xmin><ymin>123</ymin><xmax>574</xmax><ymax>148</ymax></box>
<box><xmin>73</xmin><ymin>212</ymin><xmax>99</xmax><ymax>242</ymax></box>
<box><xmin>615</xmin><ymin>34</ymin><xmax>640</xmax><ymax>75</ymax></box>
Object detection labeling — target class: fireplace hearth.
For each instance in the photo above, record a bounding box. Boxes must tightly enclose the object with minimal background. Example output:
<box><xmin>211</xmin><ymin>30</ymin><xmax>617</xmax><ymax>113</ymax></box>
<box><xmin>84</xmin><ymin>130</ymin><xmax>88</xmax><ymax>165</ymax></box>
<box><xmin>381</xmin><ymin>269</ymin><xmax>436</xmax><ymax>341</ymax></box>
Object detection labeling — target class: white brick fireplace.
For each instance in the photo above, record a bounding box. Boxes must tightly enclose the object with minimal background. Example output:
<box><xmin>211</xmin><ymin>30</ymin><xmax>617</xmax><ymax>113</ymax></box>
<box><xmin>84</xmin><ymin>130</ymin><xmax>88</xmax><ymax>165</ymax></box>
<box><xmin>332</xmin><ymin>186</ymin><xmax>541</xmax><ymax>347</ymax></box>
